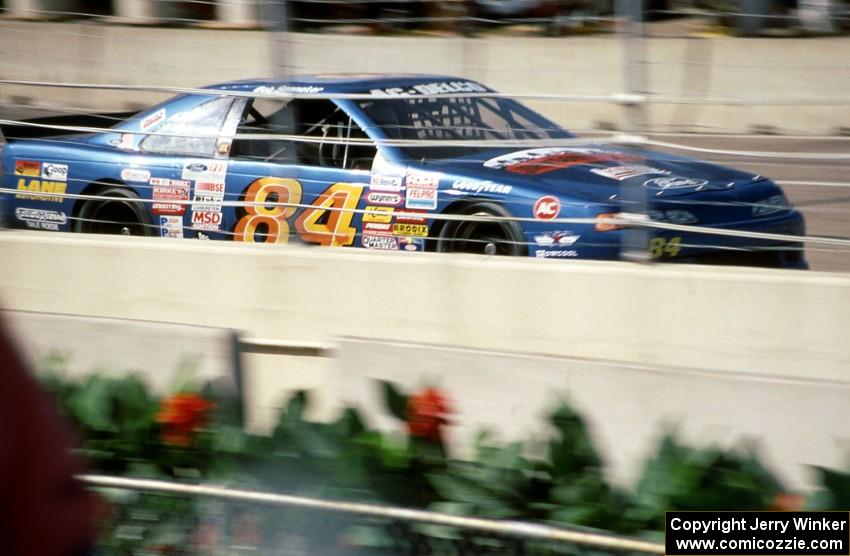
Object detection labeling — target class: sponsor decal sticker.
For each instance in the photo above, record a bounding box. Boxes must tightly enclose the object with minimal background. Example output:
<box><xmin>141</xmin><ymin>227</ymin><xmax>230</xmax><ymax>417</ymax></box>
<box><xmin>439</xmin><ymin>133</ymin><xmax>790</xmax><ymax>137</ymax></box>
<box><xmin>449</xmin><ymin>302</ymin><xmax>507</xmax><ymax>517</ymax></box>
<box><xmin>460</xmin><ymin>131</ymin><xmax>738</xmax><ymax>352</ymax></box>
<box><xmin>361</xmin><ymin>234</ymin><xmax>399</xmax><ymax>250</ymax></box>
<box><xmin>15</xmin><ymin>207</ymin><xmax>66</xmax><ymax>231</ymax></box>
<box><xmin>119</xmin><ymin>133</ymin><xmax>135</xmax><ymax>150</ymax></box>
<box><xmin>140</xmin><ymin>108</ymin><xmax>166</xmax><ymax>132</ymax></box>
<box><xmin>253</xmin><ymin>85</ymin><xmax>324</xmax><ymax>95</ymax></box>
<box><xmin>159</xmin><ymin>215</ymin><xmax>183</xmax><ymax>239</ymax></box>
<box><xmin>644</xmin><ymin>176</ymin><xmax>709</xmax><ymax>190</ymax></box>
<box><xmin>120</xmin><ymin>168</ymin><xmax>151</xmax><ymax>182</ymax></box>
<box><xmin>15</xmin><ymin>178</ymin><xmax>66</xmax><ymax>202</ymax></box>
<box><xmin>370</xmin><ymin>175</ymin><xmax>403</xmax><ymax>192</ymax></box>
<box><xmin>534</xmin><ymin>231</ymin><xmax>580</xmax><ymax>247</ymax></box>
<box><xmin>370</xmin><ymin>81</ymin><xmax>488</xmax><ymax>97</ymax></box>
<box><xmin>590</xmin><ymin>165</ymin><xmax>669</xmax><ymax>181</ymax></box>
<box><xmin>399</xmin><ymin>236</ymin><xmax>425</xmax><ymax>252</ymax></box>
<box><xmin>363</xmin><ymin>222</ymin><xmax>393</xmax><ymax>234</ymax></box>
<box><xmin>191</xmin><ymin>181</ymin><xmax>226</xmax><ymax>214</ymax></box>
<box><xmin>182</xmin><ymin>160</ymin><xmax>227</xmax><ymax>183</ymax></box>
<box><xmin>41</xmin><ymin>163</ymin><xmax>68</xmax><ymax>182</ymax></box>
<box><xmin>366</xmin><ymin>191</ymin><xmax>402</xmax><ymax>206</ymax></box>
<box><xmin>362</xmin><ymin>206</ymin><xmax>394</xmax><ymax>224</ymax></box>
<box><xmin>405</xmin><ymin>187</ymin><xmax>437</xmax><ymax>210</ymax></box>
<box><xmin>484</xmin><ymin>148</ymin><xmax>643</xmax><ymax>176</ymax></box>
<box><xmin>406</xmin><ymin>173</ymin><xmax>439</xmax><ymax>189</ymax></box>
<box><xmin>393</xmin><ymin>223</ymin><xmax>428</xmax><ymax>237</ymax></box>
<box><xmin>533</xmin><ymin>196</ymin><xmax>561</xmax><ymax>220</ymax></box>
<box><xmin>191</xmin><ymin>210</ymin><xmax>222</xmax><ymax>231</ymax></box>
<box><xmin>450</xmin><ymin>180</ymin><xmax>512</xmax><ymax>195</ymax></box>
<box><xmin>396</xmin><ymin>210</ymin><xmax>427</xmax><ymax>224</ymax></box>
<box><xmin>14</xmin><ymin>160</ymin><xmax>41</xmax><ymax>177</ymax></box>
<box><xmin>152</xmin><ymin>178</ymin><xmax>191</xmax><ymax>216</ymax></box>
<box><xmin>535</xmin><ymin>249</ymin><xmax>578</xmax><ymax>258</ymax></box>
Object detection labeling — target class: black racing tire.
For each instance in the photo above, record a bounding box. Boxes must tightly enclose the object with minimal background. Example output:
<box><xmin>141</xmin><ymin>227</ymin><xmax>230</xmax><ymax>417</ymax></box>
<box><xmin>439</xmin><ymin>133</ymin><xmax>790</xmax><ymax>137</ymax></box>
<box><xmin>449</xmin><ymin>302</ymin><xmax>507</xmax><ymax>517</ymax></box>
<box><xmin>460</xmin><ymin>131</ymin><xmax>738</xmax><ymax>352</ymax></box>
<box><xmin>436</xmin><ymin>202</ymin><xmax>527</xmax><ymax>257</ymax></box>
<box><xmin>74</xmin><ymin>186</ymin><xmax>152</xmax><ymax>236</ymax></box>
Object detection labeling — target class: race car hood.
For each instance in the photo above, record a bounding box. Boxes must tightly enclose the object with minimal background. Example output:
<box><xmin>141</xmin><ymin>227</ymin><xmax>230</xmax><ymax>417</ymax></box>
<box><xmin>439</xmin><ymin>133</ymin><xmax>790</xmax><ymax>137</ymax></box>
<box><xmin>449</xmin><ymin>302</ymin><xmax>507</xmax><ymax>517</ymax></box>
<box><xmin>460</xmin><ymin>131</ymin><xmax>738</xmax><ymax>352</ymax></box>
<box><xmin>427</xmin><ymin>145</ymin><xmax>761</xmax><ymax>200</ymax></box>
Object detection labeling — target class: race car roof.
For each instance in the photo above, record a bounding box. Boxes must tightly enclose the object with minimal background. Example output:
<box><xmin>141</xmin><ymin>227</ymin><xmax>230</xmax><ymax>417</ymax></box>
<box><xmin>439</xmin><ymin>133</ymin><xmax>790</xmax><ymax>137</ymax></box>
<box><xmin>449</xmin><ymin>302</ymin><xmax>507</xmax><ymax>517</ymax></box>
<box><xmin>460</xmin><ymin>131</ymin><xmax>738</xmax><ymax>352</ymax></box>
<box><xmin>206</xmin><ymin>74</ymin><xmax>492</xmax><ymax>94</ymax></box>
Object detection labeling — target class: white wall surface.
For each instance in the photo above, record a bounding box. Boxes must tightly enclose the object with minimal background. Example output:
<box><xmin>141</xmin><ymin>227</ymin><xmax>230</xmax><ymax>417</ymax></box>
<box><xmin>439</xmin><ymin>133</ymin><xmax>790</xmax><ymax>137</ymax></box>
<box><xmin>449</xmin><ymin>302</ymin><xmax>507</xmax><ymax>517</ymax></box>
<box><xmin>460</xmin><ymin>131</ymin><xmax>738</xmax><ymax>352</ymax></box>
<box><xmin>0</xmin><ymin>22</ymin><xmax>847</xmax><ymax>133</ymax></box>
<box><xmin>2</xmin><ymin>231</ymin><xmax>849</xmax><ymax>489</ymax></box>
<box><xmin>0</xmin><ymin>231</ymin><xmax>847</xmax><ymax>383</ymax></box>
<box><xmin>335</xmin><ymin>337</ymin><xmax>850</xmax><ymax>491</ymax></box>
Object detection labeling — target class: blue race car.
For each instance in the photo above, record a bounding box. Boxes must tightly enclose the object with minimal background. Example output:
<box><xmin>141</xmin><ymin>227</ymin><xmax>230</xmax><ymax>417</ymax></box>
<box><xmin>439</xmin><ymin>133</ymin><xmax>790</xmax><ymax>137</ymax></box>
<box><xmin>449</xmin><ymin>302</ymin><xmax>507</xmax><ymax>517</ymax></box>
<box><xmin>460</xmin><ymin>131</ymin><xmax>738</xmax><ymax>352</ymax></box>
<box><xmin>0</xmin><ymin>74</ymin><xmax>806</xmax><ymax>268</ymax></box>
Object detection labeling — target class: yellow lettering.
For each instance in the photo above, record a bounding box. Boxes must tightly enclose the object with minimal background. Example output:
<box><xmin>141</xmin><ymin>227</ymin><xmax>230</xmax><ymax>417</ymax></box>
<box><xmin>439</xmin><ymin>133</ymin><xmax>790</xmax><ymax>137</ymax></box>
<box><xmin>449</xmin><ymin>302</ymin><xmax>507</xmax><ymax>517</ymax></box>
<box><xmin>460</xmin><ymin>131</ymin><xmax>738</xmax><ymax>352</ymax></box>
<box><xmin>15</xmin><ymin>179</ymin><xmax>67</xmax><ymax>202</ymax></box>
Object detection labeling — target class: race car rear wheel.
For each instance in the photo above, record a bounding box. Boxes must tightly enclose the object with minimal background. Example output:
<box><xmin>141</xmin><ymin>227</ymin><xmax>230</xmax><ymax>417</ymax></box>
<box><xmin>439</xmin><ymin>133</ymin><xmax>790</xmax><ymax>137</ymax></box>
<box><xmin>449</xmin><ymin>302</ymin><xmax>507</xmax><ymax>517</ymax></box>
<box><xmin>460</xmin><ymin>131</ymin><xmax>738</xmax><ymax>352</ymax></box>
<box><xmin>75</xmin><ymin>186</ymin><xmax>152</xmax><ymax>236</ymax></box>
<box><xmin>436</xmin><ymin>202</ymin><xmax>527</xmax><ymax>256</ymax></box>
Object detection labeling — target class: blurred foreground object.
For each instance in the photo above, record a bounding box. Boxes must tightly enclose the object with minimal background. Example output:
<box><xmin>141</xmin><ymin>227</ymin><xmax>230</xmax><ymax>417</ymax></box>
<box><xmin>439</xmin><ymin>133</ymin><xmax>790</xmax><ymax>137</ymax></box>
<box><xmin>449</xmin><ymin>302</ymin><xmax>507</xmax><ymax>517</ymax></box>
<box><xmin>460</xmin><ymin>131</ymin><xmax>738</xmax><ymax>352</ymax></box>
<box><xmin>0</xmin><ymin>318</ymin><xmax>95</xmax><ymax>556</ymax></box>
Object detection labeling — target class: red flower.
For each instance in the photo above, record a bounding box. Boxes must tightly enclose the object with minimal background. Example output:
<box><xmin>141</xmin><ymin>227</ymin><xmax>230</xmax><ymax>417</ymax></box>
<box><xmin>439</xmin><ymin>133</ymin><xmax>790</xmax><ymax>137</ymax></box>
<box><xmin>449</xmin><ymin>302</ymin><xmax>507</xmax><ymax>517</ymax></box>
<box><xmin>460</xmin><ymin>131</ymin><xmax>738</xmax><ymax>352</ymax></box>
<box><xmin>155</xmin><ymin>393</ymin><xmax>214</xmax><ymax>446</ymax></box>
<box><xmin>769</xmin><ymin>492</ymin><xmax>806</xmax><ymax>511</ymax></box>
<box><xmin>405</xmin><ymin>388</ymin><xmax>452</xmax><ymax>443</ymax></box>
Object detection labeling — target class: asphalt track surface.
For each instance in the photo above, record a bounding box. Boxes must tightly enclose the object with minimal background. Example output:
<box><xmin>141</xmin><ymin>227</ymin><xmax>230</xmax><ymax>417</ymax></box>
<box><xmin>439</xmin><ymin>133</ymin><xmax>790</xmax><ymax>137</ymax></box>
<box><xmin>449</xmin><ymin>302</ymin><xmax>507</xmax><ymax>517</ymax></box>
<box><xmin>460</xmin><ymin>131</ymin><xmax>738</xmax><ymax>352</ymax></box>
<box><xmin>1</xmin><ymin>104</ymin><xmax>847</xmax><ymax>272</ymax></box>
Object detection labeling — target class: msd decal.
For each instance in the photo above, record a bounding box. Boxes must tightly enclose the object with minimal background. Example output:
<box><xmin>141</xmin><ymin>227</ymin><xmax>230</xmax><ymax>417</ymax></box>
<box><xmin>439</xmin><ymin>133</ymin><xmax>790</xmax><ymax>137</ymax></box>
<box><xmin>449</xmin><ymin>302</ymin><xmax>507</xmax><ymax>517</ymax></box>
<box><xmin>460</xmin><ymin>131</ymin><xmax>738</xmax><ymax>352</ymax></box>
<box><xmin>533</xmin><ymin>196</ymin><xmax>561</xmax><ymax>220</ymax></box>
<box><xmin>191</xmin><ymin>210</ymin><xmax>222</xmax><ymax>231</ymax></box>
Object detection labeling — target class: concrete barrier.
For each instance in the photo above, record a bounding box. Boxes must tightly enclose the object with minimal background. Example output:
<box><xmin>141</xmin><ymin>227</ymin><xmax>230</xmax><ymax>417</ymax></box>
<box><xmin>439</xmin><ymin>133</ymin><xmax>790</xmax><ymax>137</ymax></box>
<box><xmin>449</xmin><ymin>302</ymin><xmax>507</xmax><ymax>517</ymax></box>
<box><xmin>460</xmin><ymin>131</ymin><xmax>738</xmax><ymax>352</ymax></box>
<box><xmin>335</xmin><ymin>337</ymin><xmax>850</xmax><ymax>490</ymax></box>
<box><xmin>0</xmin><ymin>231</ymin><xmax>848</xmax><ymax>381</ymax></box>
<box><xmin>0</xmin><ymin>22</ymin><xmax>847</xmax><ymax>133</ymax></box>
<box><xmin>3</xmin><ymin>309</ymin><xmax>243</xmax><ymax>397</ymax></box>
<box><xmin>2</xmin><ymin>231</ymin><xmax>849</xmax><ymax>489</ymax></box>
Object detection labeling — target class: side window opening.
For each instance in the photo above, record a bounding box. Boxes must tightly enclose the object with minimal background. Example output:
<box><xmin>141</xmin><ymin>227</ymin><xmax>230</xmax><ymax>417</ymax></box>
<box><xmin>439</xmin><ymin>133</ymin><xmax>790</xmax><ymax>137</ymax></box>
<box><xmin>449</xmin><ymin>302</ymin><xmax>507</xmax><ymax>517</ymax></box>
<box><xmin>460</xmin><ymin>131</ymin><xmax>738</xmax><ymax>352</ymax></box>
<box><xmin>231</xmin><ymin>98</ymin><xmax>375</xmax><ymax>170</ymax></box>
<box><xmin>140</xmin><ymin>96</ymin><xmax>236</xmax><ymax>157</ymax></box>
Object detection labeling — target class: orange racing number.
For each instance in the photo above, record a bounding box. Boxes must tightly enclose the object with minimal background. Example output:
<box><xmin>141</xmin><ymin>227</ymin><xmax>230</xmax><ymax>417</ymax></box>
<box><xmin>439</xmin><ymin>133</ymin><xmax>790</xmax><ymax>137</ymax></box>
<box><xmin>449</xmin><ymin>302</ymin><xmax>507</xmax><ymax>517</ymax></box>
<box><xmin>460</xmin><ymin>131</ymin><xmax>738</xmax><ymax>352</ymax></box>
<box><xmin>234</xmin><ymin>178</ymin><xmax>364</xmax><ymax>246</ymax></box>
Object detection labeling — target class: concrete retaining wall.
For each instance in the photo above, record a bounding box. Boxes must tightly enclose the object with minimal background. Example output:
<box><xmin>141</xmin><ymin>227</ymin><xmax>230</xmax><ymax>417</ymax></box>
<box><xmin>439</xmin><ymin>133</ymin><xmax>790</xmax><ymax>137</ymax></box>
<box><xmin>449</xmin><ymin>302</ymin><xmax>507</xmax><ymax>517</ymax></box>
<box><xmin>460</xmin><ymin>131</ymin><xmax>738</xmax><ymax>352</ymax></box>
<box><xmin>2</xmin><ymin>231</ymin><xmax>849</xmax><ymax>489</ymax></box>
<box><xmin>1</xmin><ymin>22</ymin><xmax>848</xmax><ymax>133</ymax></box>
<box><xmin>1</xmin><ymin>231</ymin><xmax>848</xmax><ymax>381</ymax></box>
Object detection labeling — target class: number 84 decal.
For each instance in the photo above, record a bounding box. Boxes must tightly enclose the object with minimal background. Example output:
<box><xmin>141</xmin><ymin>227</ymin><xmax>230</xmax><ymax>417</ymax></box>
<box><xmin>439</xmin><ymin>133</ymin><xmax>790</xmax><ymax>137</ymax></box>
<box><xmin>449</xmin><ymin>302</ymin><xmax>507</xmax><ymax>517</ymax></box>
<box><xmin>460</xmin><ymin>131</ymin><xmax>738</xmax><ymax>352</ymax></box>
<box><xmin>234</xmin><ymin>177</ymin><xmax>364</xmax><ymax>246</ymax></box>
<box><xmin>648</xmin><ymin>236</ymin><xmax>682</xmax><ymax>258</ymax></box>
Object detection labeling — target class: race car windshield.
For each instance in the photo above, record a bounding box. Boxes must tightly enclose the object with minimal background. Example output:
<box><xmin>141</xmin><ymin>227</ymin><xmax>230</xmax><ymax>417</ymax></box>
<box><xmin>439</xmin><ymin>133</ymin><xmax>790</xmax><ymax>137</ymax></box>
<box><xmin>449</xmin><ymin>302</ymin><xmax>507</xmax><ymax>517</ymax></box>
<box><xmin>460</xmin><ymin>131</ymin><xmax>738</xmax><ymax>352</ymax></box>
<box><xmin>356</xmin><ymin>95</ymin><xmax>572</xmax><ymax>160</ymax></box>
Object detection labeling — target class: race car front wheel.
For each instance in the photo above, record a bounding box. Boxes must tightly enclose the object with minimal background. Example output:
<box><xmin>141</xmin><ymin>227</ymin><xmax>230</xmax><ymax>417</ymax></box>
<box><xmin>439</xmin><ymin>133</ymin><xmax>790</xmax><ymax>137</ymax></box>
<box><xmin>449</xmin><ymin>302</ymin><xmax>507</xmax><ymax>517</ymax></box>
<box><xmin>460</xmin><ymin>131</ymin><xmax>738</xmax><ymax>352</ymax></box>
<box><xmin>75</xmin><ymin>186</ymin><xmax>152</xmax><ymax>236</ymax></box>
<box><xmin>436</xmin><ymin>202</ymin><xmax>527</xmax><ymax>256</ymax></box>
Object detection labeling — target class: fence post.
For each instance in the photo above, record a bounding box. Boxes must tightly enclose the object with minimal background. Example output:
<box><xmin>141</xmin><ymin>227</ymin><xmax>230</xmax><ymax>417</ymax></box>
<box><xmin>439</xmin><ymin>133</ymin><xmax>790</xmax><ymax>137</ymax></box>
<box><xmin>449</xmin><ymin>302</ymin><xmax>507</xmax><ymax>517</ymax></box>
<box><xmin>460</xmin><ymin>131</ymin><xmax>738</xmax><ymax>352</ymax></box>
<box><xmin>263</xmin><ymin>0</ymin><xmax>290</xmax><ymax>78</ymax></box>
<box><xmin>616</xmin><ymin>0</ymin><xmax>650</xmax><ymax>262</ymax></box>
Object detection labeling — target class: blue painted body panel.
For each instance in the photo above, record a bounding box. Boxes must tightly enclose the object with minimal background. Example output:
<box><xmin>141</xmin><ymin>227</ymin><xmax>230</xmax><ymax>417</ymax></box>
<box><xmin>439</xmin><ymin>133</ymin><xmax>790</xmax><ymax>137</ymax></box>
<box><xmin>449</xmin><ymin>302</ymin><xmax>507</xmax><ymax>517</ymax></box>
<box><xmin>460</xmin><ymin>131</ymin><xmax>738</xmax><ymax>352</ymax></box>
<box><xmin>0</xmin><ymin>74</ymin><xmax>807</xmax><ymax>268</ymax></box>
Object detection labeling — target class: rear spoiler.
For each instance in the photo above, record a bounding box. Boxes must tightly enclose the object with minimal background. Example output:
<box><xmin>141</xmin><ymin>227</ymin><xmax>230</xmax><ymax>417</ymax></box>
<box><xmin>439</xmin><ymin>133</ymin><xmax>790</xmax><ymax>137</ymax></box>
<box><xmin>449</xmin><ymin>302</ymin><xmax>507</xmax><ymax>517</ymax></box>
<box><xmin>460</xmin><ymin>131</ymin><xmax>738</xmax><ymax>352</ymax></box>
<box><xmin>0</xmin><ymin>111</ymin><xmax>138</xmax><ymax>143</ymax></box>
